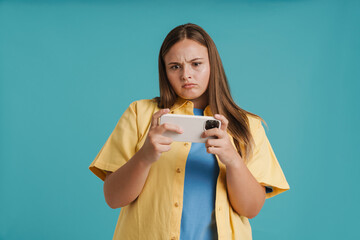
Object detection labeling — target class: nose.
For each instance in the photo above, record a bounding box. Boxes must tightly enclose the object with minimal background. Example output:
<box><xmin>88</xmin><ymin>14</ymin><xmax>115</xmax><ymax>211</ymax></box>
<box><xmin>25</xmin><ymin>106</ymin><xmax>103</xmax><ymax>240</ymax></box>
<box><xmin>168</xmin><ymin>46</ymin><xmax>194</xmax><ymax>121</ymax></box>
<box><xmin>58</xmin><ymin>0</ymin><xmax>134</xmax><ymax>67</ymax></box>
<box><xmin>181</xmin><ymin>64</ymin><xmax>192</xmax><ymax>81</ymax></box>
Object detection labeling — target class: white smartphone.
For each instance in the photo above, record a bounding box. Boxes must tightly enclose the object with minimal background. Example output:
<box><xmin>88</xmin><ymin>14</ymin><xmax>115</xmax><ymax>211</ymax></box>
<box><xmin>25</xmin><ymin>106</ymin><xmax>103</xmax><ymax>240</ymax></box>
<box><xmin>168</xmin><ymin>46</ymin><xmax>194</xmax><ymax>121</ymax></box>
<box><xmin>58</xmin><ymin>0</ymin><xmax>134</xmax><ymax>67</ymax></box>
<box><xmin>159</xmin><ymin>114</ymin><xmax>221</xmax><ymax>143</ymax></box>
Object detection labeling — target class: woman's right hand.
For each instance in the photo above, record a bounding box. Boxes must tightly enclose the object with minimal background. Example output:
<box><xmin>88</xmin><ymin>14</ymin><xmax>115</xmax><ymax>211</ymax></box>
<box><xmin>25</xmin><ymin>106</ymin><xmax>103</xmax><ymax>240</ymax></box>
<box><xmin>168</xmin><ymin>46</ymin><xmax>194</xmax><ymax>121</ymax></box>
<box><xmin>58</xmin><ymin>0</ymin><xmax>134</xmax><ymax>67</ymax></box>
<box><xmin>138</xmin><ymin>109</ymin><xmax>183</xmax><ymax>165</ymax></box>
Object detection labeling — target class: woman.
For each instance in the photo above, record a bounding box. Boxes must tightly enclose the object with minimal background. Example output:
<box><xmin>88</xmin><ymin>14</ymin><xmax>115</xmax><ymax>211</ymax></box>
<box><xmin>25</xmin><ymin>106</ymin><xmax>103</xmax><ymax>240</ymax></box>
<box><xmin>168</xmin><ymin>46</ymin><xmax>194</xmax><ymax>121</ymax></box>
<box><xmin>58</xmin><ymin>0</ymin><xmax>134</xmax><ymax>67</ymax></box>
<box><xmin>89</xmin><ymin>23</ymin><xmax>289</xmax><ymax>240</ymax></box>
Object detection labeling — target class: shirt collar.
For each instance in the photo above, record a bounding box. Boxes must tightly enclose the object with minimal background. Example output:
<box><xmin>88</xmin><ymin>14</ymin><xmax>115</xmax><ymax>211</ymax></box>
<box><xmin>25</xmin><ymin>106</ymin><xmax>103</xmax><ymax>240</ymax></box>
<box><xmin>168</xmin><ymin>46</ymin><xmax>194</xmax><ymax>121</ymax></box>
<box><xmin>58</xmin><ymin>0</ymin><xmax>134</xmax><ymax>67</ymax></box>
<box><xmin>204</xmin><ymin>105</ymin><xmax>213</xmax><ymax>116</ymax></box>
<box><xmin>170</xmin><ymin>97</ymin><xmax>189</xmax><ymax>111</ymax></box>
<box><xmin>170</xmin><ymin>97</ymin><xmax>214</xmax><ymax>116</ymax></box>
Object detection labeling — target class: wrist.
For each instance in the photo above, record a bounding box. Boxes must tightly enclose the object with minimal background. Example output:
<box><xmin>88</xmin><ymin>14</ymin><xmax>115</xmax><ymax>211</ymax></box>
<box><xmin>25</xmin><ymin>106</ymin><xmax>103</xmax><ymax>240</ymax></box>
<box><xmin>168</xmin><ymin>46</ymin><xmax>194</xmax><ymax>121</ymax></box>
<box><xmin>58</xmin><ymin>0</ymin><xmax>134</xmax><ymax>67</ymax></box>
<box><xmin>136</xmin><ymin>147</ymin><xmax>158</xmax><ymax>167</ymax></box>
<box><xmin>224</xmin><ymin>154</ymin><xmax>244</xmax><ymax>169</ymax></box>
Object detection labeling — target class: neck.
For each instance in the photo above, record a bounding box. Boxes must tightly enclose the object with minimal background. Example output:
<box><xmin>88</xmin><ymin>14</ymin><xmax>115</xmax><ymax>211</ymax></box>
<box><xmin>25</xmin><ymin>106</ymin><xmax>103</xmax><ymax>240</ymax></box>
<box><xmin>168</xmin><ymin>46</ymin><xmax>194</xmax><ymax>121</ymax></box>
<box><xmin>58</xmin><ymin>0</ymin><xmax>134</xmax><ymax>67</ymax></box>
<box><xmin>190</xmin><ymin>92</ymin><xmax>209</xmax><ymax>109</ymax></box>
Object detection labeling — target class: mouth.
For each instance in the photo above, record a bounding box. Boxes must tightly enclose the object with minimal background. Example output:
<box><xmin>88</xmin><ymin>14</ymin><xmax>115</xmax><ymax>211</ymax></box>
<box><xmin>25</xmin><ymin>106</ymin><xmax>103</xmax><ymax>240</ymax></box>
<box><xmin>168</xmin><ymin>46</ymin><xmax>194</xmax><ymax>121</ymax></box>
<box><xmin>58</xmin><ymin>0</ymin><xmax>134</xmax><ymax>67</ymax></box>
<box><xmin>182</xmin><ymin>83</ymin><xmax>197</xmax><ymax>89</ymax></box>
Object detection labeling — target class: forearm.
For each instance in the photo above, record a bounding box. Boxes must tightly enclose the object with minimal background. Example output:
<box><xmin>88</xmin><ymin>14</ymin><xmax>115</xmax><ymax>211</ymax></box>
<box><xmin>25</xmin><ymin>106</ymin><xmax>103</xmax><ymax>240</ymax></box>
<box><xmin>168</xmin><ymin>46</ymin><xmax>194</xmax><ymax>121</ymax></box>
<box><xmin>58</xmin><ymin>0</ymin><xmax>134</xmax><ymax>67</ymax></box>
<box><xmin>103</xmin><ymin>149</ymin><xmax>152</xmax><ymax>209</ymax></box>
<box><xmin>103</xmin><ymin>109</ymin><xmax>182</xmax><ymax>209</ymax></box>
<box><xmin>226</xmin><ymin>157</ymin><xmax>266</xmax><ymax>219</ymax></box>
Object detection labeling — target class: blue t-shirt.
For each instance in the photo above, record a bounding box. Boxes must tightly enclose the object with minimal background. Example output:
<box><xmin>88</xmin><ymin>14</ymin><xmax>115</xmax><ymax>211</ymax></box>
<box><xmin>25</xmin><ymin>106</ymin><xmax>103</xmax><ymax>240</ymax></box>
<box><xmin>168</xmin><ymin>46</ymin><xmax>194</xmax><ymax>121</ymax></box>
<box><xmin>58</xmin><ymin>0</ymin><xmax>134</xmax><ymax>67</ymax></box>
<box><xmin>180</xmin><ymin>108</ymin><xmax>220</xmax><ymax>240</ymax></box>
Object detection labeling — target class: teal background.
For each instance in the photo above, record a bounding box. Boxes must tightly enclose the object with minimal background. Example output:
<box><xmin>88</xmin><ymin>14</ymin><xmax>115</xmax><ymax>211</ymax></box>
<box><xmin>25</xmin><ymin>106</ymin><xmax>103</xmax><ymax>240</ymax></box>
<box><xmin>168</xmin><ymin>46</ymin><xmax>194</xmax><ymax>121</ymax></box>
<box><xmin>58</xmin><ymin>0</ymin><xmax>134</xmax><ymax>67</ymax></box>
<box><xmin>1</xmin><ymin>0</ymin><xmax>359</xmax><ymax>239</ymax></box>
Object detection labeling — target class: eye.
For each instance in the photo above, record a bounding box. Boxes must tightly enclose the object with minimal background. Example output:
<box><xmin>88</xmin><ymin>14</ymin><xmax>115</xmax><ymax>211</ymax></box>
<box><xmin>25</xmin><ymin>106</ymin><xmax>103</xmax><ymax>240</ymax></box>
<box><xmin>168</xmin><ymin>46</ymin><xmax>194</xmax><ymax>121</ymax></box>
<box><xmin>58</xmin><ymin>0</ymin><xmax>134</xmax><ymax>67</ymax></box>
<box><xmin>193</xmin><ymin>62</ymin><xmax>201</xmax><ymax>67</ymax></box>
<box><xmin>170</xmin><ymin>65</ymin><xmax>181</xmax><ymax>70</ymax></box>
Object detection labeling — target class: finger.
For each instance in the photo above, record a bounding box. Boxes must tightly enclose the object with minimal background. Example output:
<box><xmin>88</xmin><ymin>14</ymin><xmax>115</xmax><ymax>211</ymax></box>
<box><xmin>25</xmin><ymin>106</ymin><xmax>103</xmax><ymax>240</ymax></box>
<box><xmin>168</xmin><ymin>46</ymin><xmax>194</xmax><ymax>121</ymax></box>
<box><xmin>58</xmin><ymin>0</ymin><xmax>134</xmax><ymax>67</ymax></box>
<box><xmin>205</xmin><ymin>139</ymin><xmax>223</xmax><ymax>148</ymax></box>
<box><xmin>157</xmin><ymin>122</ymin><xmax>184</xmax><ymax>135</ymax></box>
<box><xmin>157</xmin><ymin>135</ymin><xmax>174</xmax><ymax>145</ymax></box>
<box><xmin>202</xmin><ymin>128</ymin><xmax>224</xmax><ymax>139</ymax></box>
<box><xmin>153</xmin><ymin>143</ymin><xmax>172</xmax><ymax>153</ymax></box>
<box><xmin>206</xmin><ymin>146</ymin><xmax>221</xmax><ymax>155</ymax></box>
<box><xmin>159</xmin><ymin>145</ymin><xmax>172</xmax><ymax>152</ymax></box>
<box><xmin>151</xmin><ymin>109</ymin><xmax>170</xmax><ymax>128</ymax></box>
<box><xmin>214</xmin><ymin>114</ymin><xmax>228</xmax><ymax>131</ymax></box>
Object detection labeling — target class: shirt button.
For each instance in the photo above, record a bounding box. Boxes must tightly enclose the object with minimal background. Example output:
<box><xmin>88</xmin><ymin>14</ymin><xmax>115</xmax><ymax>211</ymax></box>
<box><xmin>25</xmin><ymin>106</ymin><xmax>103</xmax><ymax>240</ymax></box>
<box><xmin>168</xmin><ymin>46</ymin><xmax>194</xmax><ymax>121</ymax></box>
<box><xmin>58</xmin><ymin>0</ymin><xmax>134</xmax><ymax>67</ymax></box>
<box><xmin>175</xmin><ymin>202</ymin><xmax>179</xmax><ymax>207</ymax></box>
<box><xmin>184</xmin><ymin>142</ymin><xmax>189</xmax><ymax>146</ymax></box>
<box><xmin>176</xmin><ymin>168</ymin><xmax>181</xmax><ymax>173</ymax></box>
<box><xmin>171</xmin><ymin>111</ymin><xmax>174</xmax><ymax>114</ymax></box>
<box><xmin>171</xmin><ymin>237</ymin><xmax>176</xmax><ymax>240</ymax></box>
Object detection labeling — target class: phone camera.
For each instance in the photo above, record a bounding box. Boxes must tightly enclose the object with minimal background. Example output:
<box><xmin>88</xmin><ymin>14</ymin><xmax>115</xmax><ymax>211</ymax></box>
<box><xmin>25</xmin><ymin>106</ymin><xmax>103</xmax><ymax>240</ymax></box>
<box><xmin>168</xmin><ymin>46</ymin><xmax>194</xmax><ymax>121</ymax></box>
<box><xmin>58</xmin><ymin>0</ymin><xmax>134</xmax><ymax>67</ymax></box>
<box><xmin>205</xmin><ymin>120</ymin><xmax>220</xmax><ymax>130</ymax></box>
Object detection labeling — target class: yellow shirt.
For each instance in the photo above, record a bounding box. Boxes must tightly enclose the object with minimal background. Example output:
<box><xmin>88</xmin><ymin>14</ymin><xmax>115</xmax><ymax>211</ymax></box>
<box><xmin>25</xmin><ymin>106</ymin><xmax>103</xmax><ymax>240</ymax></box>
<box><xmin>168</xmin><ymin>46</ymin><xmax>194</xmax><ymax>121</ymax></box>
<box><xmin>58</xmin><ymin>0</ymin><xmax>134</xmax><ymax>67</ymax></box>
<box><xmin>89</xmin><ymin>98</ymin><xmax>290</xmax><ymax>240</ymax></box>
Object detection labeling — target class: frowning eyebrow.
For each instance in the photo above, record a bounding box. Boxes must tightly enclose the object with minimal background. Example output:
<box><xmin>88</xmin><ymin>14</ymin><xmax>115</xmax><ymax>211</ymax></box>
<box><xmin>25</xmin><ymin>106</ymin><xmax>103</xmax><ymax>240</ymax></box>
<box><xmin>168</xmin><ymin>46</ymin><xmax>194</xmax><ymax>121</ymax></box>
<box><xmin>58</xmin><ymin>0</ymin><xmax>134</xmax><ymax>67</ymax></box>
<box><xmin>167</xmin><ymin>58</ymin><xmax>204</xmax><ymax>65</ymax></box>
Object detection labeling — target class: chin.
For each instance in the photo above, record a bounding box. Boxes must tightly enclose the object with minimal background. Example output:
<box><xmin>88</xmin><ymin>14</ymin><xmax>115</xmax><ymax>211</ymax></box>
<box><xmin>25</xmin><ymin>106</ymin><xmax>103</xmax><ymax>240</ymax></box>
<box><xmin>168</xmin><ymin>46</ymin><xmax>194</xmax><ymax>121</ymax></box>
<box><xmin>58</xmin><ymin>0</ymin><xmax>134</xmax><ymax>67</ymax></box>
<box><xmin>181</xmin><ymin>95</ymin><xmax>200</xmax><ymax>101</ymax></box>
<box><xmin>180</xmin><ymin>92</ymin><xmax>202</xmax><ymax>99</ymax></box>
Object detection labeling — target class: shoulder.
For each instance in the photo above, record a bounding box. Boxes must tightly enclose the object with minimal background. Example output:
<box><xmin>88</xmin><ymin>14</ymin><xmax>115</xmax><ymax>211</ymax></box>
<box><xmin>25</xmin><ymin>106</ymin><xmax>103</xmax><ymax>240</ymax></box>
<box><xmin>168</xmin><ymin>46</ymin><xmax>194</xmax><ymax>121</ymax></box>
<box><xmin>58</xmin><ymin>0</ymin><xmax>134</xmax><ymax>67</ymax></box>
<box><xmin>129</xmin><ymin>98</ymin><xmax>158</xmax><ymax>108</ymax></box>
<box><xmin>246</xmin><ymin>114</ymin><xmax>263</xmax><ymax>133</ymax></box>
<box><xmin>124</xmin><ymin>99</ymin><xmax>160</xmax><ymax>128</ymax></box>
<box><xmin>127</xmin><ymin>98</ymin><xmax>159</xmax><ymax>113</ymax></box>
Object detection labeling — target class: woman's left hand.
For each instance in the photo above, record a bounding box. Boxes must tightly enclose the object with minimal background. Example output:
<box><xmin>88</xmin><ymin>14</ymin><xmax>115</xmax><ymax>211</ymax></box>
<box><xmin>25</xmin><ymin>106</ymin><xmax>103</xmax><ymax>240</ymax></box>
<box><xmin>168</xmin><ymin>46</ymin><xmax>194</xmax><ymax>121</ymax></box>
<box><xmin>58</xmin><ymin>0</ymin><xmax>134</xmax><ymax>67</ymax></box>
<box><xmin>202</xmin><ymin>114</ymin><xmax>242</xmax><ymax>167</ymax></box>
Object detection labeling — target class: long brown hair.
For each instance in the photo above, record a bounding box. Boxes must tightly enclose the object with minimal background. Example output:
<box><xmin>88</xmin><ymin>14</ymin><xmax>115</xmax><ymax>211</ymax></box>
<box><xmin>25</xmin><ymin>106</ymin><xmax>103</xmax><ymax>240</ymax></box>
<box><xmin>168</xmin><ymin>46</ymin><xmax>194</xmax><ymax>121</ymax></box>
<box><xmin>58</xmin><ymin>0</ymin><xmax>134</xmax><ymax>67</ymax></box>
<box><xmin>157</xmin><ymin>23</ymin><xmax>264</xmax><ymax>161</ymax></box>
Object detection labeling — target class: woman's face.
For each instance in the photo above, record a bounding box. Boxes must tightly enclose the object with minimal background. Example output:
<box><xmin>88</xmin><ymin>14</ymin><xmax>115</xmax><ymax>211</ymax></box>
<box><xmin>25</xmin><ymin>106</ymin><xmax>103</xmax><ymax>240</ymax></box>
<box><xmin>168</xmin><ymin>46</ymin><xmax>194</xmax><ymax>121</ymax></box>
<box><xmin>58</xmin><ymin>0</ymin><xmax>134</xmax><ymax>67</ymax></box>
<box><xmin>164</xmin><ymin>39</ymin><xmax>210</xmax><ymax>109</ymax></box>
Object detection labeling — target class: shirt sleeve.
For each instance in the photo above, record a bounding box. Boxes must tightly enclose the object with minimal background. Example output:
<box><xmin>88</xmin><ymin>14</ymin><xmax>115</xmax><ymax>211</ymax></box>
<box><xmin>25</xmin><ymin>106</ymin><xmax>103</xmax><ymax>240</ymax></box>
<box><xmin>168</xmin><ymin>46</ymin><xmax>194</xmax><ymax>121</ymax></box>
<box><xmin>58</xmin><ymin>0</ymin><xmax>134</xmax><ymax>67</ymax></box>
<box><xmin>246</xmin><ymin>118</ymin><xmax>290</xmax><ymax>198</ymax></box>
<box><xmin>89</xmin><ymin>102</ymin><xmax>139</xmax><ymax>181</ymax></box>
